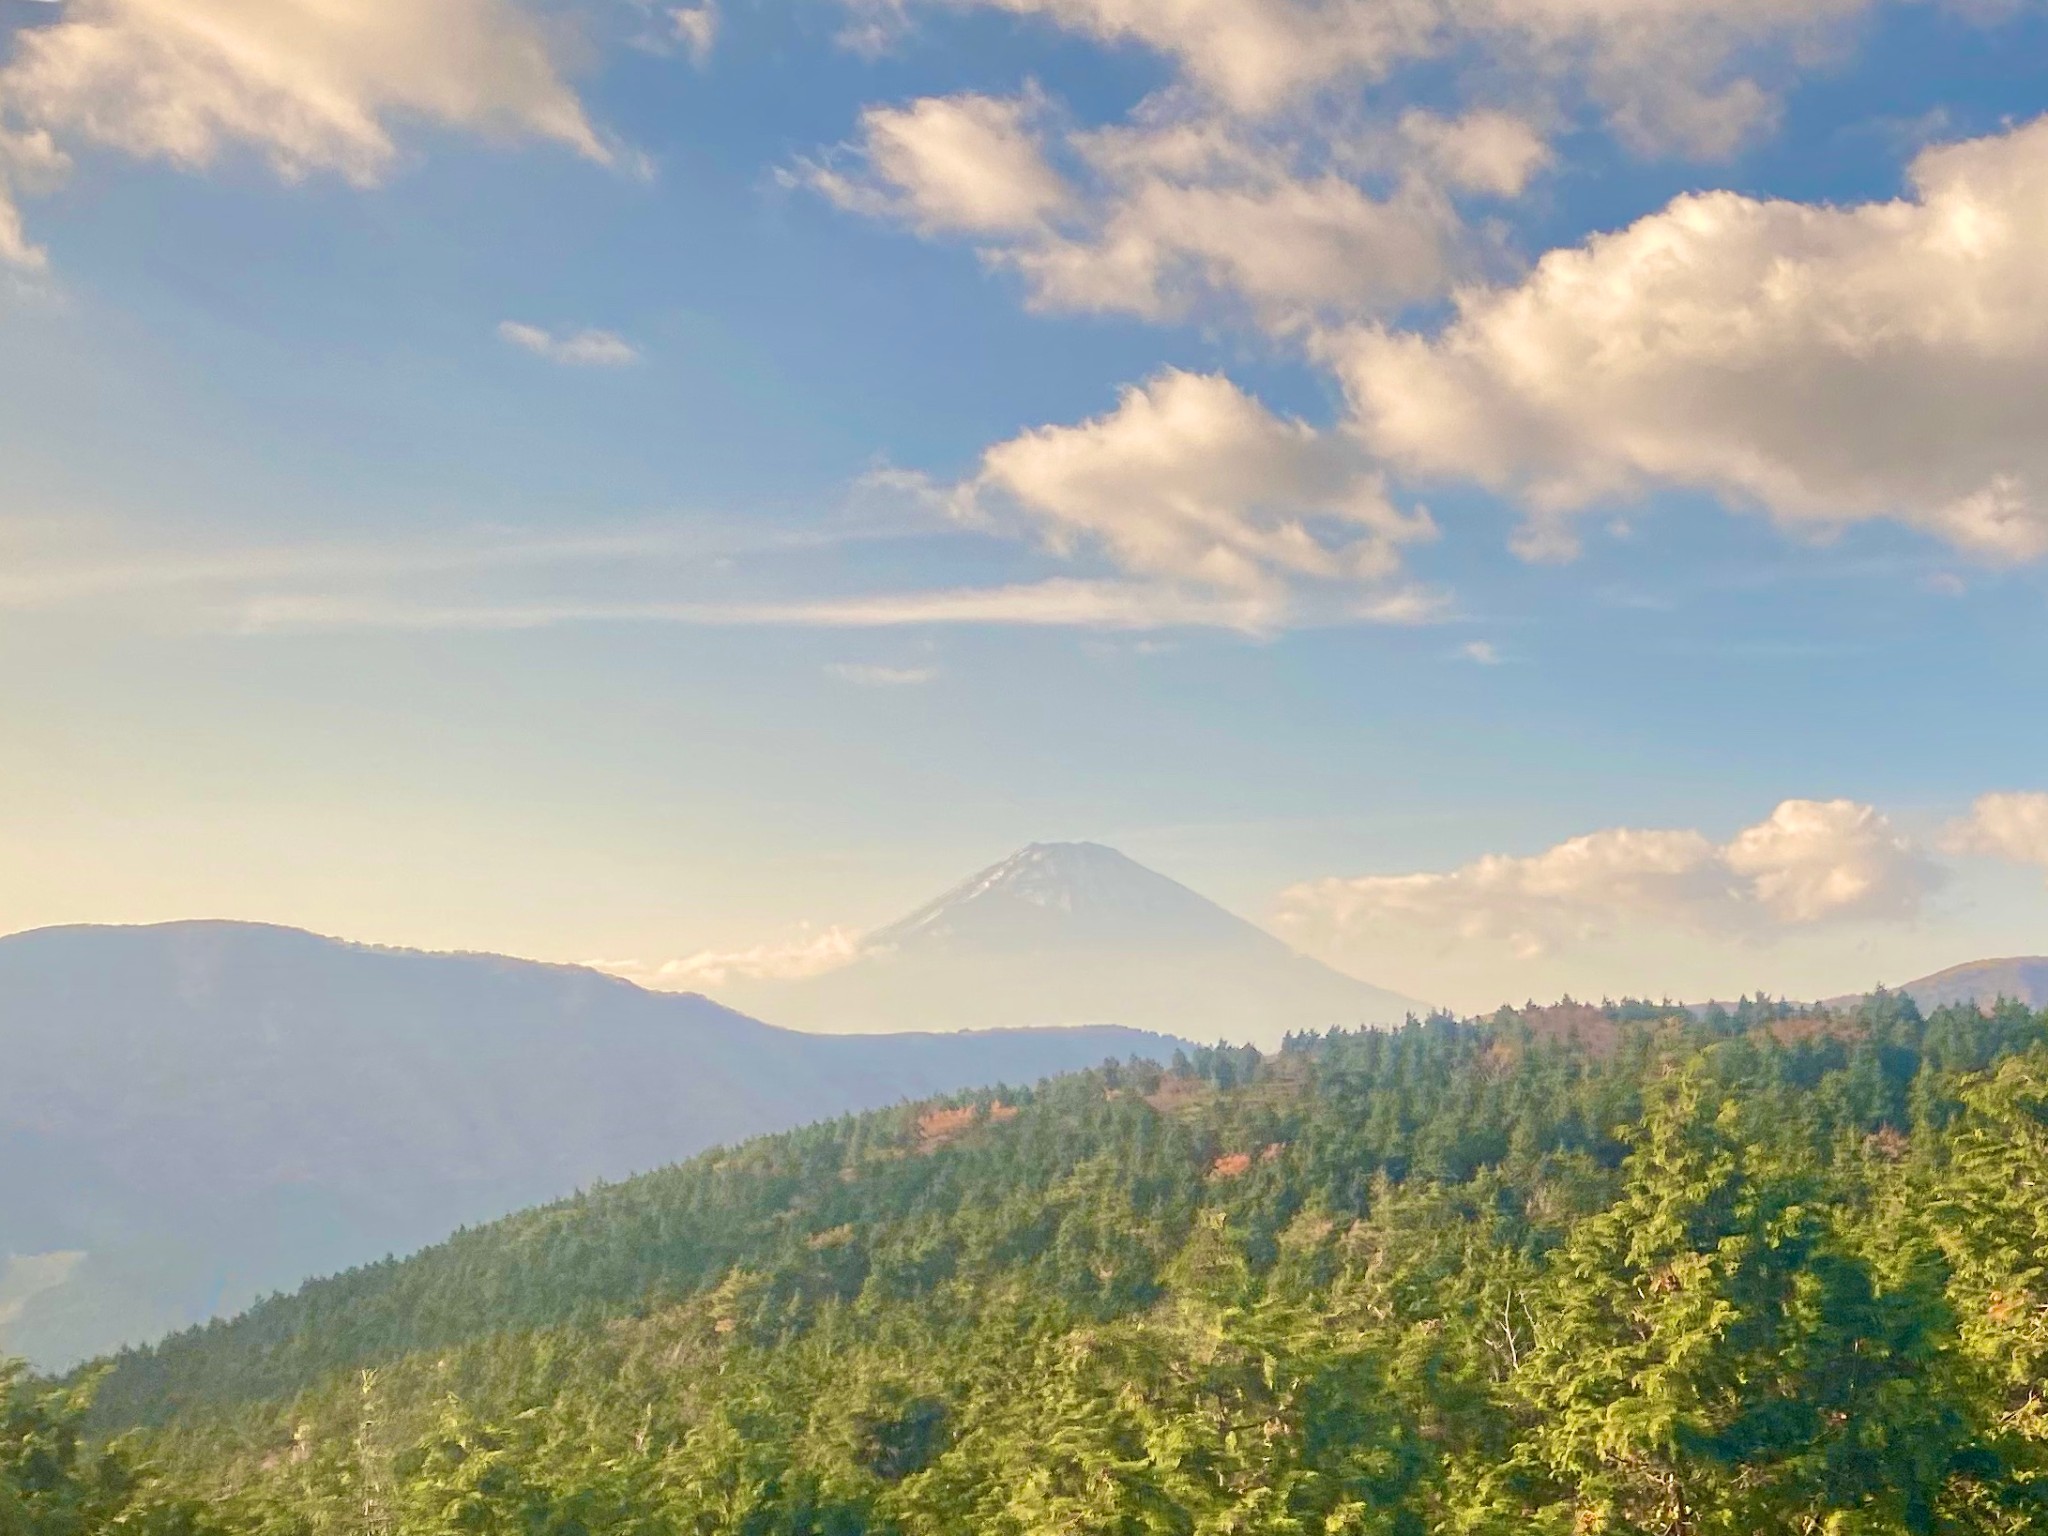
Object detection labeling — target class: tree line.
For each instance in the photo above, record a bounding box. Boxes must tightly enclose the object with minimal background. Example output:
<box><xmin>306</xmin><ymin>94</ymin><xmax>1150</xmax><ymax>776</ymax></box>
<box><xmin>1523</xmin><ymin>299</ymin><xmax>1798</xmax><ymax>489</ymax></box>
<box><xmin>14</xmin><ymin>991</ymin><xmax>2048</xmax><ymax>1532</ymax></box>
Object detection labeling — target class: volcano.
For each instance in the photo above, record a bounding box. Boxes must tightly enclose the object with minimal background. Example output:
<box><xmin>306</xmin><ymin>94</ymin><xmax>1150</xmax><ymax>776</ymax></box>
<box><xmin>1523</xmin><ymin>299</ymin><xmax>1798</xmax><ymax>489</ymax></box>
<box><xmin>715</xmin><ymin>842</ymin><xmax>1424</xmax><ymax>1045</ymax></box>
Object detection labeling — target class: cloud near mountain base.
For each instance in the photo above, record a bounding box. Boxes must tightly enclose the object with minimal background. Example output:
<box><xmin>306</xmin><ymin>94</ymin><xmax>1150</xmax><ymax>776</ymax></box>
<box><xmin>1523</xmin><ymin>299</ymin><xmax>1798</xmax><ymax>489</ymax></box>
<box><xmin>1277</xmin><ymin>799</ymin><xmax>1938</xmax><ymax>962</ymax></box>
<box><xmin>590</xmin><ymin>926</ymin><xmax>865</xmax><ymax>989</ymax></box>
<box><xmin>1950</xmin><ymin>792</ymin><xmax>2048</xmax><ymax>874</ymax></box>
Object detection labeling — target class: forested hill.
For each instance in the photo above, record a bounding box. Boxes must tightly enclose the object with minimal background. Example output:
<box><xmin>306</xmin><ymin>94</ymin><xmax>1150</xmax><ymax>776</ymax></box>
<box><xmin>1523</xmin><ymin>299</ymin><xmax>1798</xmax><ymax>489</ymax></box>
<box><xmin>0</xmin><ymin>919</ymin><xmax>1183</xmax><ymax>1369</ymax></box>
<box><xmin>49</xmin><ymin>990</ymin><xmax>2048</xmax><ymax>1534</ymax></box>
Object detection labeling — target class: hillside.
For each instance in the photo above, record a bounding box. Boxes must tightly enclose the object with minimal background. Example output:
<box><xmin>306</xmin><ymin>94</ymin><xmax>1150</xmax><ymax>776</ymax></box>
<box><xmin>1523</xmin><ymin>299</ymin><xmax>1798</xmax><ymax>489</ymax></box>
<box><xmin>717</xmin><ymin>842</ymin><xmax>1423</xmax><ymax>1043</ymax></box>
<box><xmin>56</xmin><ymin>988</ymin><xmax>2048</xmax><ymax>1535</ymax></box>
<box><xmin>1892</xmin><ymin>956</ymin><xmax>2048</xmax><ymax>1011</ymax></box>
<box><xmin>0</xmin><ymin>920</ymin><xmax>1180</xmax><ymax>1370</ymax></box>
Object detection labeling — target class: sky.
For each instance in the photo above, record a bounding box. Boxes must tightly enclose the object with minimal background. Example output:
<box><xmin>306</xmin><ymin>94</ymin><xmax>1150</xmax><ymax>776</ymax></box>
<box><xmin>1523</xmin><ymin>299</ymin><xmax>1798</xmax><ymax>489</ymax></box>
<box><xmin>4</xmin><ymin>0</ymin><xmax>2048</xmax><ymax>1015</ymax></box>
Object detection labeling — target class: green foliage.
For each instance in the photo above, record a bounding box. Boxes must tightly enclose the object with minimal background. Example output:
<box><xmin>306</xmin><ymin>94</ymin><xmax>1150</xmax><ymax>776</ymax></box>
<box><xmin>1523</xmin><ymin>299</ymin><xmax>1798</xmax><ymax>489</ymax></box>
<box><xmin>0</xmin><ymin>1364</ymin><xmax>211</xmax><ymax>1536</ymax></box>
<box><xmin>50</xmin><ymin>995</ymin><xmax>2048</xmax><ymax>1534</ymax></box>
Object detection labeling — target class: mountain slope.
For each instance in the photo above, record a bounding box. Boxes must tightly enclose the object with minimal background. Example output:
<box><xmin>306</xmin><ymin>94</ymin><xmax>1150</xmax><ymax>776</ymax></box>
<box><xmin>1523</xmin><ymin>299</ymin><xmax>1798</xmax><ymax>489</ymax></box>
<box><xmin>718</xmin><ymin>842</ymin><xmax>1423</xmax><ymax>1043</ymax></box>
<box><xmin>1892</xmin><ymin>956</ymin><xmax>2048</xmax><ymax>1011</ymax></box>
<box><xmin>93</xmin><ymin>993</ymin><xmax>2048</xmax><ymax>1536</ymax></box>
<box><xmin>0</xmin><ymin>920</ymin><xmax>1180</xmax><ymax>1370</ymax></box>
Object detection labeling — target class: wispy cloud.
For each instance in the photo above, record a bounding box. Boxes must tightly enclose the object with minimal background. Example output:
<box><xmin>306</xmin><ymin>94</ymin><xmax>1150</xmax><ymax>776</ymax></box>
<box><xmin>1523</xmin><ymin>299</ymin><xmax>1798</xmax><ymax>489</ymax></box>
<box><xmin>671</xmin><ymin>2</ymin><xmax>719</xmax><ymax>64</ymax></box>
<box><xmin>826</xmin><ymin>662</ymin><xmax>940</xmax><ymax>686</ymax></box>
<box><xmin>228</xmin><ymin>577</ymin><xmax>1424</xmax><ymax>635</ymax></box>
<box><xmin>0</xmin><ymin>480</ymin><xmax>1448</xmax><ymax>639</ymax></box>
<box><xmin>0</xmin><ymin>526</ymin><xmax>695</xmax><ymax>612</ymax></box>
<box><xmin>498</xmin><ymin>322</ymin><xmax>641</xmax><ymax>367</ymax></box>
<box><xmin>591</xmin><ymin>925</ymin><xmax>863</xmax><ymax>989</ymax></box>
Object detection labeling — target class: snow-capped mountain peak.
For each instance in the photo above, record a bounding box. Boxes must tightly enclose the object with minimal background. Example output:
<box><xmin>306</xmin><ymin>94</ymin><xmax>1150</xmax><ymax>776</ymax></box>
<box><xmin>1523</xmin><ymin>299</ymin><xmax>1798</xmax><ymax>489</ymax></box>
<box><xmin>867</xmin><ymin>842</ymin><xmax>1269</xmax><ymax>955</ymax></box>
<box><xmin>715</xmin><ymin>842</ymin><xmax>1428</xmax><ymax>1044</ymax></box>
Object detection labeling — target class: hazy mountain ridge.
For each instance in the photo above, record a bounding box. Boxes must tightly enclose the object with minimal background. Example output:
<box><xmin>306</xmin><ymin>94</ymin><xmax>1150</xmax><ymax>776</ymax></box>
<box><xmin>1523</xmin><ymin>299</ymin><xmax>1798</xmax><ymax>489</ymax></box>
<box><xmin>0</xmin><ymin>919</ymin><xmax>1181</xmax><ymax>1370</ymax></box>
<box><xmin>1871</xmin><ymin>956</ymin><xmax>2048</xmax><ymax>1012</ymax></box>
<box><xmin>719</xmin><ymin>842</ymin><xmax>1425</xmax><ymax>1041</ymax></box>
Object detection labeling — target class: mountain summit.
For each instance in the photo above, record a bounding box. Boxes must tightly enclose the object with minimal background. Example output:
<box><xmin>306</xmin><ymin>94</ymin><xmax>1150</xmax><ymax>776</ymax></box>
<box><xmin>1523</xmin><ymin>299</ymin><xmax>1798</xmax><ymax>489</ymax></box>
<box><xmin>871</xmin><ymin>842</ymin><xmax>1276</xmax><ymax>955</ymax></box>
<box><xmin>718</xmin><ymin>843</ymin><xmax>1424</xmax><ymax>1044</ymax></box>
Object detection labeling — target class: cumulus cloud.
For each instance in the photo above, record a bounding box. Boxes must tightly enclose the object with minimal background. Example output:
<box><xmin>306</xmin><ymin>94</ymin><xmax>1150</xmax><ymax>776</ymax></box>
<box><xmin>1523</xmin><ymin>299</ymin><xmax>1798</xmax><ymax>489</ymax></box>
<box><xmin>592</xmin><ymin>927</ymin><xmax>864</xmax><ymax>989</ymax></box>
<box><xmin>1398</xmin><ymin>109</ymin><xmax>1552</xmax><ymax>198</ymax></box>
<box><xmin>806</xmin><ymin>5</ymin><xmax>2048</xmax><ymax>586</ymax></box>
<box><xmin>1278</xmin><ymin>798</ymin><xmax>1936</xmax><ymax>959</ymax></box>
<box><xmin>804</xmin><ymin>91</ymin><xmax>1070</xmax><ymax>235</ymax></box>
<box><xmin>498</xmin><ymin>321</ymin><xmax>641</xmax><ymax>366</ymax></box>
<box><xmin>1330</xmin><ymin>115</ymin><xmax>2048</xmax><ymax>563</ymax></box>
<box><xmin>1950</xmin><ymin>792</ymin><xmax>2048</xmax><ymax>872</ymax></box>
<box><xmin>832</xmin><ymin>0</ymin><xmax>1906</xmax><ymax>337</ymax></box>
<box><xmin>1721</xmin><ymin>799</ymin><xmax>1934</xmax><ymax>924</ymax></box>
<box><xmin>972</xmin><ymin>369</ymin><xmax>1438</xmax><ymax>622</ymax></box>
<box><xmin>808</xmin><ymin>92</ymin><xmax>1481</xmax><ymax>326</ymax></box>
<box><xmin>816</xmin><ymin>0</ymin><xmax>1886</xmax><ymax>331</ymax></box>
<box><xmin>0</xmin><ymin>0</ymin><xmax>605</xmax><ymax>265</ymax></box>
<box><xmin>1031</xmin><ymin>117</ymin><xmax>1465</xmax><ymax>323</ymax></box>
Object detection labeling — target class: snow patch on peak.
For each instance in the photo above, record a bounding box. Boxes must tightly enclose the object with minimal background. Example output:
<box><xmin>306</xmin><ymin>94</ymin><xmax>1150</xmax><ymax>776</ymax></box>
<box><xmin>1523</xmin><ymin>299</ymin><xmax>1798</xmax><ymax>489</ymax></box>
<box><xmin>867</xmin><ymin>841</ymin><xmax>1276</xmax><ymax>956</ymax></box>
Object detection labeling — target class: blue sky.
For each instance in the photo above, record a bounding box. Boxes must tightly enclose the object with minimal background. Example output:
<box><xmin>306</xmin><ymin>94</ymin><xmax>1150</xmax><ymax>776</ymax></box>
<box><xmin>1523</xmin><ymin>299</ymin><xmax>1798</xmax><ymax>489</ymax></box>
<box><xmin>4</xmin><ymin>0</ymin><xmax>2048</xmax><ymax>1012</ymax></box>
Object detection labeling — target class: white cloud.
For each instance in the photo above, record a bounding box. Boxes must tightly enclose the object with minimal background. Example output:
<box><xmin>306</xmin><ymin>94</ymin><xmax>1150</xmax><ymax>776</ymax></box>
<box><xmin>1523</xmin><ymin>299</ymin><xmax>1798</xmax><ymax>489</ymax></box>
<box><xmin>0</xmin><ymin>522</ymin><xmax>694</xmax><ymax>612</ymax></box>
<box><xmin>809</xmin><ymin>94</ymin><xmax>1473</xmax><ymax>326</ymax></box>
<box><xmin>866</xmin><ymin>0</ymin><xmax>1879</xmax><ymax>154</ymax></box>
<box><xmin>498</xmin><ymin>321</ymin><xmax>641</xmax><ymax>366</ymax></box>
<box><xmin>214</xmin><ymin>371</ymin><xmax>1453</xmax><ymax>638</ymax></box>
<box><xmin>0</xmin><ymin>0</ymin><xmax>605</xmax><ymax>265</ymax></box>
<box><xmin>3</xmin><ymin>0</ymin><xmax>607</xmax><ymax>178</ymax></box>
<box><xmin>973</xmin><ymin>368</ymin><xmax>1437</xmax><ymax>617</ymax></box>
<box><xmin>1950</xmin><ymin>792</ymin><xmax>2048</xmax><ymax>872</ymax></box>
<box><xmin>231</xmin><ymin>576</ymin><xmax>1424</xmax><ymax>634</ymax></box>
<box><xmin>1722</xmin><ymin>799</ymin><xmax>1932</xmax><ymax>925</ymax></box>
<box><xmin>811</xmin><ymin>0</ymin><xmax>2039</xmax><ymax>346</ymax></box>
<box><xmin>1278</xmin><ymin>798</ymin><xmax>1936</xmax><ymax>960</ymax></box>
<box><xmin>827</xmin><ymin>662</ymin><xmax>940</xmax><ymax>686</ymax></box>
<box><xmin>671</xmin><ymin>3</ymin><xmax>719</xmax><ymax>64</ymax></box>
<box><xmin>0</xmin><ymin>196</ymin><xmax>27</xmax><ymax>272</ymax></box>
<box><xmin>1459</xmin><ymin>639</ymin><xmax>1501</xmax><ymax>664</ymax></box>
<box><xmin>0</xmin><ymin>507</ymin><xmax>1437</xmax><ymax>637</ymax></box>
<box><xmin>804</xmin><ymin>91</ymin><xmax>1070</xmax><ymax>236</ymax></box>
<box><xmin>1330</xmin><ymin>115</ymin><xmax>2048</xmax><ymax>564</ymax></box>
<box><xmin>0</xmin><ymin>126</ymin><xmax>68</xmax><ymax>269</ymax></box>
<box><xmin>593</xmin><ymin>926</ymin><xmax>864</xmax><ymax>989</ymax></box>
<box><xmin>1028</xmin><ymin>122</ymin><xmax>1463</xmax><ymax>324</ymax></box>
<box><xmin>1398</xmin><ymin>109</ymin><xmax>1552</xmax><ymax>198</ymax></box>
<box><xmin>910</xmin><ymin>0</ymin><xmax>1425</xmax><ymax>117</ymax></box>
